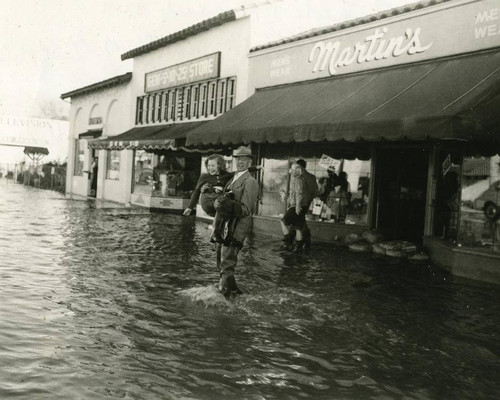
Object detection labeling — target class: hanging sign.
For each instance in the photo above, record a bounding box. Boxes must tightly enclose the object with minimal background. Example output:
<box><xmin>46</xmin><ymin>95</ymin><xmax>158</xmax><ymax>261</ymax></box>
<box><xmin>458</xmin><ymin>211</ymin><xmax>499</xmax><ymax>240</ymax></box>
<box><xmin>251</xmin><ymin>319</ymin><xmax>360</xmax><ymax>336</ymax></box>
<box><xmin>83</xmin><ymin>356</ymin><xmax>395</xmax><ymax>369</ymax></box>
<box><xmin>318</xmin><ymin>154</ymin><xmax>341</xmax><ymax>171</ymax></box>
<box><xmin>442</xmin><ymin>154</ymin><xmax>452</xmax><ymax>176</ymax></box>
<box><xmin>89</xmin><ymin>117</ymin><xmax>102</xmax><ymax>125</ymax></box>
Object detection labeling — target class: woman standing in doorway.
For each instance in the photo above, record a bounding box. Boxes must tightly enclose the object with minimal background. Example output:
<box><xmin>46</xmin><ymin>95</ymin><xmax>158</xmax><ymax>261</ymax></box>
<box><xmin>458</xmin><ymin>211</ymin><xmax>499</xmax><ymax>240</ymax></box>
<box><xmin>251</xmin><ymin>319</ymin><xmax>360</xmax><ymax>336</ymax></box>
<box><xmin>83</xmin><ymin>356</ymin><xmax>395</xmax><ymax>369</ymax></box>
<box><xmin>90</xmin><ymin>157</ymin><xmax>98</xmax><ymax>197</ymax></box>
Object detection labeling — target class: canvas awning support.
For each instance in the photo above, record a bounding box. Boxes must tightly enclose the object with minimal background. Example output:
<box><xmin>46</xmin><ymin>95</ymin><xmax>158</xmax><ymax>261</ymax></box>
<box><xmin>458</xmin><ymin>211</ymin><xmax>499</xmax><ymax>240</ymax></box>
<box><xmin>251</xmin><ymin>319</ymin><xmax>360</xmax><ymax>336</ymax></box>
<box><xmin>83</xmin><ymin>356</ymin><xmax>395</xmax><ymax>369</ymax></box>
<box><xmin>23</xmin><ymin>146</ymin><xmax>49</xmax><ymax>162</ymax></box>
<box><xmin>78</xmin><ymin>130</ymin><xmax>102</xmax><ymax>139</ymax></box>
<box><xmin>186</xmin><ymin>50</ymin><xmax>500</xmax><ymax>147</ymax></box>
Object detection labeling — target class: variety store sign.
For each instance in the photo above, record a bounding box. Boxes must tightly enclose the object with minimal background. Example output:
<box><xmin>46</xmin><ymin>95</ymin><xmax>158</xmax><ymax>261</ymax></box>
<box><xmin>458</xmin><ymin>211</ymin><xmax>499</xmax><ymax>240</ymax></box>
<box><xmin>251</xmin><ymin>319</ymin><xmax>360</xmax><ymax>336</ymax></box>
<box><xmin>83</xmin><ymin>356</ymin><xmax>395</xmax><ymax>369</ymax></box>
<box><xmin>145</xmin><ymin>52</ymin><xmax>220</xmax><ymax>92</ymax></box>
<box><xmin>250</xmin><ymin>0</ymin><xmax>500</xmax><ymax>88</ymax></box>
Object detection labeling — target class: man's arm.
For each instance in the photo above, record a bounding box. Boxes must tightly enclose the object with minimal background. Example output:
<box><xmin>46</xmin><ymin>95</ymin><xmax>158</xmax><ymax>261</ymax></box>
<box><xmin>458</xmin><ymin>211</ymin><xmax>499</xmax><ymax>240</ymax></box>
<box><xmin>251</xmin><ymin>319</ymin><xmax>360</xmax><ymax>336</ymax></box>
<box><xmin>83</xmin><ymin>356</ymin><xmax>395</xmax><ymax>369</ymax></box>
<box><xmin>239</xmin><ymin>178</ymin><xmax>260</xmax><ymax>217</ymax></box>
<box><xmin>295</xmin><ymin>178</ymin><xmax>305</xmax><ymax>214</ymax></box>
<box><xmin>310</xmin><ymin>174</ymin><xmax>319</xmax><ymax>199</ymax></box>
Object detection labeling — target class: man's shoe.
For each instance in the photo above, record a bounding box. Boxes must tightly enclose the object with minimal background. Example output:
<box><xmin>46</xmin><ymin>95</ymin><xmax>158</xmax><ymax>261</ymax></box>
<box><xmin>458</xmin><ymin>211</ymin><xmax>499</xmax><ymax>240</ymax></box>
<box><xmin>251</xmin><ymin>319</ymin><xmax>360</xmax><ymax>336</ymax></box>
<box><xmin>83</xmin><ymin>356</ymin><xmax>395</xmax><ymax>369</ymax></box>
<box><xmin>293</xmin><ymin>240</ymin><xmax>304</xmax><ymax>254</ymax></box>
<box><xmin>219</xmin><ymin>274</ymin><xmax>243</xmax><ymax>299</ymax></box>
<box><xmin>303</xmin><ymin>232</ymin><xmax>311</xmax><ymax>252</ymax></box>
<box><xmin>279</xmin><ymin>233</ymin><xmax>294</xmax><ymax>251</ymax></box>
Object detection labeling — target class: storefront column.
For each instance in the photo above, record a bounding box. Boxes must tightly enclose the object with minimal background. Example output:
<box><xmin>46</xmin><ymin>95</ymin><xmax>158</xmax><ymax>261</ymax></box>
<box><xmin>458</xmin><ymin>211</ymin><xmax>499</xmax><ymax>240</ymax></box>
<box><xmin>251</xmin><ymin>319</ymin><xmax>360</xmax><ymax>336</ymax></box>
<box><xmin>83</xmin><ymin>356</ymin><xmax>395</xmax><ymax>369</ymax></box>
<box><xmin>424</xmin><ymin>146</ymin><xmax>439</xmax><ymax>237</ymax></box>
<box><xmin>368</xmin><ymin>146</ymin><xmax>377</xmax><ymax>230</ymax></box>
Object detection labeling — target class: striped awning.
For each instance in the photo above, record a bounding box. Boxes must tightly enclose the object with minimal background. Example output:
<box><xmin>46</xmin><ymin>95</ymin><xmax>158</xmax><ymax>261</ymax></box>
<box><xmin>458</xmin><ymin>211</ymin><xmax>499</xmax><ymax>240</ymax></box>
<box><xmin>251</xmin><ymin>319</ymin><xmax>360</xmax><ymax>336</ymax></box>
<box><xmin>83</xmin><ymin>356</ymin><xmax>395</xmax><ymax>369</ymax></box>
<box><xmin>89</xmin><ymin>122</ymin><xmax>206</xmax><ymax>150</ymax></box>
<box><xmin>186</xmin><ymin>50</ymin><xmax>500</xmax><ymax>146</ymax></box>
<box><xmin>23</xmin><ymin>147</ymin><xmax>49</xmax><ymax>155</ymax></box>
<box><xmin>78</xmin><ymin>130</ymin><xmax>102</xmax><ymax>139</ymax></box>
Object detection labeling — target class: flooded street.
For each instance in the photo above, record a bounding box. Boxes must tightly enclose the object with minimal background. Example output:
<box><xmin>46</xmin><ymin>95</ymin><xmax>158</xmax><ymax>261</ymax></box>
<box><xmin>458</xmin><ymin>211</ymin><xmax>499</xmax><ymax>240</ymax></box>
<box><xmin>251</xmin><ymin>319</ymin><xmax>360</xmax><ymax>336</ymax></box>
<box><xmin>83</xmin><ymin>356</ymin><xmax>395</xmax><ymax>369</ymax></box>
<box><xmin>0</xmin><ymin>181</ymin><xmax>498</xmax><ymax>400</ymax></box>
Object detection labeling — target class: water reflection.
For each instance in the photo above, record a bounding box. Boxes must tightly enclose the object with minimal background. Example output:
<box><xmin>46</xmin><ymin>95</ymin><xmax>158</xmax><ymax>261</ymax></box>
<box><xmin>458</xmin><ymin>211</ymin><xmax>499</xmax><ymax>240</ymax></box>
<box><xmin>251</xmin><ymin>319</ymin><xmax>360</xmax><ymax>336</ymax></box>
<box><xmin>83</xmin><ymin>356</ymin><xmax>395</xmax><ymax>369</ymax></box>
<box><xmin>0</xmin><ymin>182</ymin><xmax>499</xmax><ymax>399</ymax></box>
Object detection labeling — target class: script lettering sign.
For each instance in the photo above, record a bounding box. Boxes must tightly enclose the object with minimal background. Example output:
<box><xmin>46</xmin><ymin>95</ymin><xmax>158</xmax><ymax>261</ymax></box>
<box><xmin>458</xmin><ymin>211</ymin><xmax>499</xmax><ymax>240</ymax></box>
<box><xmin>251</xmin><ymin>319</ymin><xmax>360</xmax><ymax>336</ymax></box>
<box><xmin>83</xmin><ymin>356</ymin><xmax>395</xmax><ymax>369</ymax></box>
<box><xmin>249</xmin><ymin>0</ymin><xmax>500</xmax><ymax>88</ymax></box>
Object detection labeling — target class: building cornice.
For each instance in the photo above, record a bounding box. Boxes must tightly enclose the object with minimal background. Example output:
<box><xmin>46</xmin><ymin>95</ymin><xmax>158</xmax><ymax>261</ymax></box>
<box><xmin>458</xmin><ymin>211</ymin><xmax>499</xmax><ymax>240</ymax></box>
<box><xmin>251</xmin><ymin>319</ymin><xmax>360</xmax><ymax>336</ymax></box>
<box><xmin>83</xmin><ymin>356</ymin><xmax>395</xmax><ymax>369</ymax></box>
<box><xmin>121</xmin><ymin>10</ymin><xmax>237</xmax><ymax>61</ymax></box>
<box><xmin>60</xmin><ymin>72</ymin><xmax>132</xmax><ymax>99</ymax></box>
<box><xmin>250</xmin><ymin>0</ymin><xmax>455</xmax><ymax>52</ymax></box>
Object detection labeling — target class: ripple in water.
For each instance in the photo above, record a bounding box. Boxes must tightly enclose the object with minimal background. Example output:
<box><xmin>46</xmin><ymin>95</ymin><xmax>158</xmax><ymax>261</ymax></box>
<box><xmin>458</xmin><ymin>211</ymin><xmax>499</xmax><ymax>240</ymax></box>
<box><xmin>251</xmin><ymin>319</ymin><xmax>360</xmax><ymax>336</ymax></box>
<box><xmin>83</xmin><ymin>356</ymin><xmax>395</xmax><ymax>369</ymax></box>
<box><xmin>0</xmin><ymin>182</ymin><xmax>499</xmax><ymax>400</ymax></box>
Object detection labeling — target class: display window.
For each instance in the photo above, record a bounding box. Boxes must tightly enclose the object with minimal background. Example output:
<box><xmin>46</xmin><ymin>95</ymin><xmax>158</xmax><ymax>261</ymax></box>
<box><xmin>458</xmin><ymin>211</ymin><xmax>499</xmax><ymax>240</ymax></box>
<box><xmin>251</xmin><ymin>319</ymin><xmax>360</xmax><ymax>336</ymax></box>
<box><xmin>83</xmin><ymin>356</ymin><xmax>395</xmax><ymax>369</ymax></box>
<box><xmin>459</xmin><ymin>155</ymin><xmax>500</xmax><ymax>251</ymax></box>
<box><xmin>258</xmin><ymin>144</ymin><xmax>371</xmax><ymax>226</ymax></box>
<box><xmin>133</xmin><ymin>150</ymin><xmax>201</xmax><ymax>198</ymax></box>
<box><xmin>106</xmin><ymin>150</ymin><xmax>120</xmax><ymax>180</ymax></box>
<box><xmin>73</xmin><ymin>139</ymin><xmax>84</xmax><ymax>176</ymax></box>
<box><xmin>133</xmin><ymin>150</ymin><xmax>155</xmax><ymax>195</ymax></box>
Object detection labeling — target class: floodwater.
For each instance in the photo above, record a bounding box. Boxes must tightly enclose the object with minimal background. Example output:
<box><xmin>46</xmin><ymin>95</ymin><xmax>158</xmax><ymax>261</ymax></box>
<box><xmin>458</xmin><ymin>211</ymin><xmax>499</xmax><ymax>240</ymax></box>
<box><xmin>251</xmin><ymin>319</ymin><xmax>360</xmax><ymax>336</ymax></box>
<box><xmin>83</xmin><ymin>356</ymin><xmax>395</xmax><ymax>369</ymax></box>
<box><xmin>0</xmin><ymin>181</ymin><xmax>498</xmax><ymax>400</ymax></box>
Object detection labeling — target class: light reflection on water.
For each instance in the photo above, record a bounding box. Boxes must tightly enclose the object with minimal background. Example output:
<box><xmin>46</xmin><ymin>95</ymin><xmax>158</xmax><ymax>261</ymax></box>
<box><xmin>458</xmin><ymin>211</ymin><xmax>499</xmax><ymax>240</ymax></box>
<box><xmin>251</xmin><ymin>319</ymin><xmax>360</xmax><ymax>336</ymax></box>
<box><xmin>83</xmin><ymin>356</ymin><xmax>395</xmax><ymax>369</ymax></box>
<box><xmin>0</xmin><ymin>182</ymin><xmax>499</xmax><ymax>400</ymax></box>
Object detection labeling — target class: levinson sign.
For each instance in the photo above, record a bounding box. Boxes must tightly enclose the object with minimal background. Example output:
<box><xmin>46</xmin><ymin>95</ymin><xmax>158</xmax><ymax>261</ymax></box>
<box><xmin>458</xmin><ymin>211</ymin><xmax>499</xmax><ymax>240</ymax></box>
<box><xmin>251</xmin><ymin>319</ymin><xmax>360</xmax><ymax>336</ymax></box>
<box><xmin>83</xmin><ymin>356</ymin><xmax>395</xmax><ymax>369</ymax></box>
<box><xmin>0</xmin><ymin>115</ymin><xmax>68</xmax><ymax>150</ymax></box>
<box><xmin>250</xmin><ymin>0</ymin><xmax>500</xmax><ymax>88</ymax></box>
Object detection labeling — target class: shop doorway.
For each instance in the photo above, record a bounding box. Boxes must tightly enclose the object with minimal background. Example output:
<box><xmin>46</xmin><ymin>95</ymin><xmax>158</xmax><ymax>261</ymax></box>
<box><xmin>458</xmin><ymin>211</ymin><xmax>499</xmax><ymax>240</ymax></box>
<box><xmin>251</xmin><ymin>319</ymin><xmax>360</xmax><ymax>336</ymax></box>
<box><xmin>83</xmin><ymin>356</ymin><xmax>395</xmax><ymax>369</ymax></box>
<box><xmin>375</xmin><ymin>147</ymin><xmax>429</xmax><ymax>244</ymax></box>
<box><xmin>88</xmin><ymin>149</ymin><xmax>98</xmax><ymax>198</ymax></box>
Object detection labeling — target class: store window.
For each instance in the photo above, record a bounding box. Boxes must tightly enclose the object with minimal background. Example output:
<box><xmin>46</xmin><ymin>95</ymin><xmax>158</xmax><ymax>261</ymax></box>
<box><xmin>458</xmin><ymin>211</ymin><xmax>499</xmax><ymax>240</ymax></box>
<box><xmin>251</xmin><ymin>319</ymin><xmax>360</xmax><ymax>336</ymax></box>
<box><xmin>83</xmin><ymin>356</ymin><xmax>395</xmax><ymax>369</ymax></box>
<box><xmin>136</xmin><ymin>97</ymin><xmax>144</xmax><ymax>125</ymax></box>
<box><xmin>169</xmin><ymin>90</ymin><xmax>177</xmax><ymax>122</ymax></box>
<box><xmin>260</xmin><ymin>158</ymin><xmax>289</xmax><ymax>217</ymax></box>
<box><xmin>199</xmin><ymin>84</ymin><xmax>208</xmax><ymax>117</ymax></box>
<box><xmin>192</xmin><ymin>86</ymin><xmax>199</xmax><ymax>119</ymax></box>
<box><xmin>434</xmin><ymin>151</ymin><xmax>461</xmax><ymax>241</ymax></box>
<box><xmin>208</xmin><ymin>81</ymin><xmax>217</xmax><ymax>116</ymax></box>
<box><xmin>259</xmin><ymin>148</ymin><xmax>371</xmax><ymax>225</ymax></box>
<box><xmin>226</xmin><ymin>78</ymin><xmax>236</xmax><ymax>112</ymax></box>
<box><xmin>162</xmin><ymin>92</ymin><xmax>169</xmax><ymax>121</ymax></box>
<box><xmin>106</xmin><ymin>150</ymin><xmax>120</xmax><ymax>180</ymax></box>
<box><xmin>133</xmin><ymin>150</ymin><xmax>155</xmax><ymax>195</ymax></box>
<box><xmin>73</xmin><ymin>139</ymin><xmax>84</xmax><ymax>176</ymax></box>
<box><xmin>155</xmin><ymin>92</ymin><xmax>162</xmax><ymax>122</ymax></box>
<box><xmin>176</xmin><ymin>89</ymin><xmax>185</xmax><ymax>121</ymax></box>
<box><xmin>458</xmin><ymin>155</ymin><xmax>500</xmax><ymax>251</ymax></box>
<box><xmin>135</xmin><ymin>77</ymin><xmax>236</xmax><ymax>125</ymax></box>
<box><xmin>184</xmin><ymin>87</ymin><xmax>191</xmax><ymax>119</ymax></box>
<box><xmin>218</xmin><ymin>80</ymin><xmax>226</xmax><ymax>115</ymax></box>
<box><xmin>133</xmin><ymin>151</ymin><xmax>201</xmax><ymax>198</ymax></box>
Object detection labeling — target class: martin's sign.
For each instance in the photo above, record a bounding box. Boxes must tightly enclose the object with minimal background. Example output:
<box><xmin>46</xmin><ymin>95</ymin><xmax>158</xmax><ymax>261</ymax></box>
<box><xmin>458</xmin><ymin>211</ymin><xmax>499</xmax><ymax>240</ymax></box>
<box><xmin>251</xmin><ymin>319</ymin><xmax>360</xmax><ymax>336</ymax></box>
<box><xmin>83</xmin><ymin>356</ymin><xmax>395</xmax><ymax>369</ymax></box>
<box><xmin>145</xmin><ymin>52</ymin><xmax>221</xmax><ymax>92</ymax></box>
<box><xmin>309</xmin><ymin>27</ymin><xmax>433</xmax><ymax>76</ymax></box>
<box><xmin>250</xmin><ymin>0</ymin><xmax>500</xmax><ymax>88</ymax></box>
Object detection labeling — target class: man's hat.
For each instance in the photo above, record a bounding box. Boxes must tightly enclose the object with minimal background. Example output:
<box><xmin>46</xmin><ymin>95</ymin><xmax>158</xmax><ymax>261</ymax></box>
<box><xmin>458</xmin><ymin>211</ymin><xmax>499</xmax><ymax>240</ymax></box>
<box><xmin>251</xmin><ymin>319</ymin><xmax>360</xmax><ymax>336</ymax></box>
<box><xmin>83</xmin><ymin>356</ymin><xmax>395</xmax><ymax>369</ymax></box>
<box><xmin>232</xmin><ymin>146</ymin><xmax>252</xmax><ymax>158</ymax></box>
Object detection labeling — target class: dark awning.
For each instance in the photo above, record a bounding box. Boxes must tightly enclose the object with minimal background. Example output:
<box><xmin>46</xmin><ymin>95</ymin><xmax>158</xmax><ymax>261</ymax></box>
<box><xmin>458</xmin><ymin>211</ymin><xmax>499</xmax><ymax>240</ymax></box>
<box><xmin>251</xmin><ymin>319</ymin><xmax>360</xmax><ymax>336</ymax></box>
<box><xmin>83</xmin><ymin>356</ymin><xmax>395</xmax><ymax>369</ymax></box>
<box><xmin>23</xmin><ymin>147</ymin><xmax>49</xmax><ymax>155</ymax></box>
<box><xmin>79</xmin><ymin>130</ymin><xmax>102</xmax><ymax>139</ymax></box>
<box><xmin>186</xmin><ymin>50</ymin><xmax>500</xmax><ymax>146</ymax></box>
<box><xmin>89</xmin><ymin>122</ymin><xmax>207</xmax><ymax>150</ymax></box>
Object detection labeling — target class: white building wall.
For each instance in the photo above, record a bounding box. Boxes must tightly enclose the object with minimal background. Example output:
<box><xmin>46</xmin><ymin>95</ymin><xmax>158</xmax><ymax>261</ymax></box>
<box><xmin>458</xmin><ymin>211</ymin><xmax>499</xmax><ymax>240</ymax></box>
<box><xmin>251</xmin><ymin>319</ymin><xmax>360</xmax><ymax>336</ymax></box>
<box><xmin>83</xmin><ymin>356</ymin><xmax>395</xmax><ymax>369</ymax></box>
<box><xmin>66</xmin><ymin>82</ymin><xmax>133</xmax><ymax>203</ymax></box>
<box><xmin>130</xmin><ymin>17</ymin><xmax>251</xmax><ymax>122</ymax></box>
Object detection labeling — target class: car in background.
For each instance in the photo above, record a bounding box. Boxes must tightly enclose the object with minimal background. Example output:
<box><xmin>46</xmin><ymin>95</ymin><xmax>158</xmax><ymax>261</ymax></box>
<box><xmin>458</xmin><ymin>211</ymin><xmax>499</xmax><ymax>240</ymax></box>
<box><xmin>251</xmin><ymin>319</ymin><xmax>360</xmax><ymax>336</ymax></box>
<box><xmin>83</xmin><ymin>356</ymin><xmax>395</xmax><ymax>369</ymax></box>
<box><xmin>474</xmin><ymin>180</ymin><xmax>500</xmax><ymax>221</ymax></box>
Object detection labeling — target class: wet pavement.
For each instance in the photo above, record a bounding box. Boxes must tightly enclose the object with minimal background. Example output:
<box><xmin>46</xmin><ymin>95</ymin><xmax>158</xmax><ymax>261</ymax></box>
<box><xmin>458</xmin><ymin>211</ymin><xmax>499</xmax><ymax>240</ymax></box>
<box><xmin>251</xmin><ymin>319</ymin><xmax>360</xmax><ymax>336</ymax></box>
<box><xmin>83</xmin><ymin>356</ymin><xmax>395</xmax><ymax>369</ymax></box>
<box><xmin>0</xmin><ymin>180</ymin><xmax>499</xmax><ymax>399</ymax></box>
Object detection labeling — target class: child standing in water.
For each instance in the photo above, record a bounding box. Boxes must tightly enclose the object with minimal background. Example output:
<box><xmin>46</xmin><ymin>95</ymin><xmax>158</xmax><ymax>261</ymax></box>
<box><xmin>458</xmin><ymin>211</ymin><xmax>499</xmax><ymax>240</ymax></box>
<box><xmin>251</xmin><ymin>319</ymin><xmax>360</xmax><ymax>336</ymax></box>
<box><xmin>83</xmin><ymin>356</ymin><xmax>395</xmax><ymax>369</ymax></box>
<box><xmin>183</xmin><ymin>154</ymin><xmax>260</xmax><ymax>243</ymax></box>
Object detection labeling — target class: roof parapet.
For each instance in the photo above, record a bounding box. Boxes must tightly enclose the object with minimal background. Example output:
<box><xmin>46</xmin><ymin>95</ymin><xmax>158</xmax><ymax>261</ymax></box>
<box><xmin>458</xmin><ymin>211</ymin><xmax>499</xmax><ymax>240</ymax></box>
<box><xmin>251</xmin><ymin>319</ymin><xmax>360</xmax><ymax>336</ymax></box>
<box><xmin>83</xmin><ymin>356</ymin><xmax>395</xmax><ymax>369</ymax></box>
<box><xmin>120</xmin><ymin>10</ymin><xmax>237</xmax><ymax>61</ymax></box>
<box><xmin>60</xmin><ymin>72</ymin><xmax>132</xmax><ymax>99</ymax></box>
<box><xmin>250</xmin><ymin>0</ymin><xmax>453</xmax><ymax>52</ymax></box>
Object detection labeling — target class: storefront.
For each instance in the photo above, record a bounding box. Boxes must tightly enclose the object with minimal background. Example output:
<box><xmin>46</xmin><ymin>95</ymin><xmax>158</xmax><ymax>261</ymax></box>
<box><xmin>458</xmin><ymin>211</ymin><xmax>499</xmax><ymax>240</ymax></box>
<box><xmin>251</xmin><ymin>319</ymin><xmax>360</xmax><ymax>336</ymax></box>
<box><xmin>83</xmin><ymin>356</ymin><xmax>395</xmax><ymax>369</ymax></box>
<box><xmin>62</xmin><ymin>3</ymin><xmax>355</xmax><ymax>212</ymax></box>
<box><xmin>186</xmin><ymin>0</ymin><xmax>500</xmax><ymax>283</ymax></box>
<box><xmin>81</xmin><ymin>10</ymin><xmax>252</xmax><ymax>213</ymax></box>
<box><xmin>88</xmin><ymin>122</ymin><xmax>209</xmax><ymax>211</ymax></box>
<box><xmin>62</xmin><ymin>73</ymin><xmax>134</xmax><ymax>203</ymax></box>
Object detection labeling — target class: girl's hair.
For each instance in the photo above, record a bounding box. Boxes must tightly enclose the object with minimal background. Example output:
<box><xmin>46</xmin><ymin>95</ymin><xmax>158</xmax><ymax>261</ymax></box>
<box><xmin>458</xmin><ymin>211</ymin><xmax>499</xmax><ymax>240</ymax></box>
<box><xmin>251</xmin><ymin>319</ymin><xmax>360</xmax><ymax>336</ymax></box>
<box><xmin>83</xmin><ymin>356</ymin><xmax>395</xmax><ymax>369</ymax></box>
<box><xmin>204</xmin><ymin>154</ymin><xmax>226</xmax><ymax>172</ymax></box>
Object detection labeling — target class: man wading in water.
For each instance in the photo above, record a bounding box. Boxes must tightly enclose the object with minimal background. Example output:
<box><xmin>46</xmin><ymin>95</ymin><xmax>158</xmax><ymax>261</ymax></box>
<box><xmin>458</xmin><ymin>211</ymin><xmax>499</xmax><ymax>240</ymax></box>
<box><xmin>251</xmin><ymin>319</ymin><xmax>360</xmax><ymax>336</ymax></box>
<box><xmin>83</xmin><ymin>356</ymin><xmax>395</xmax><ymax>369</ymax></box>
<box><xmin>214</xmin><ymin>146</ymin><xmax>259</xmax><ymax>299</ymax></box>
